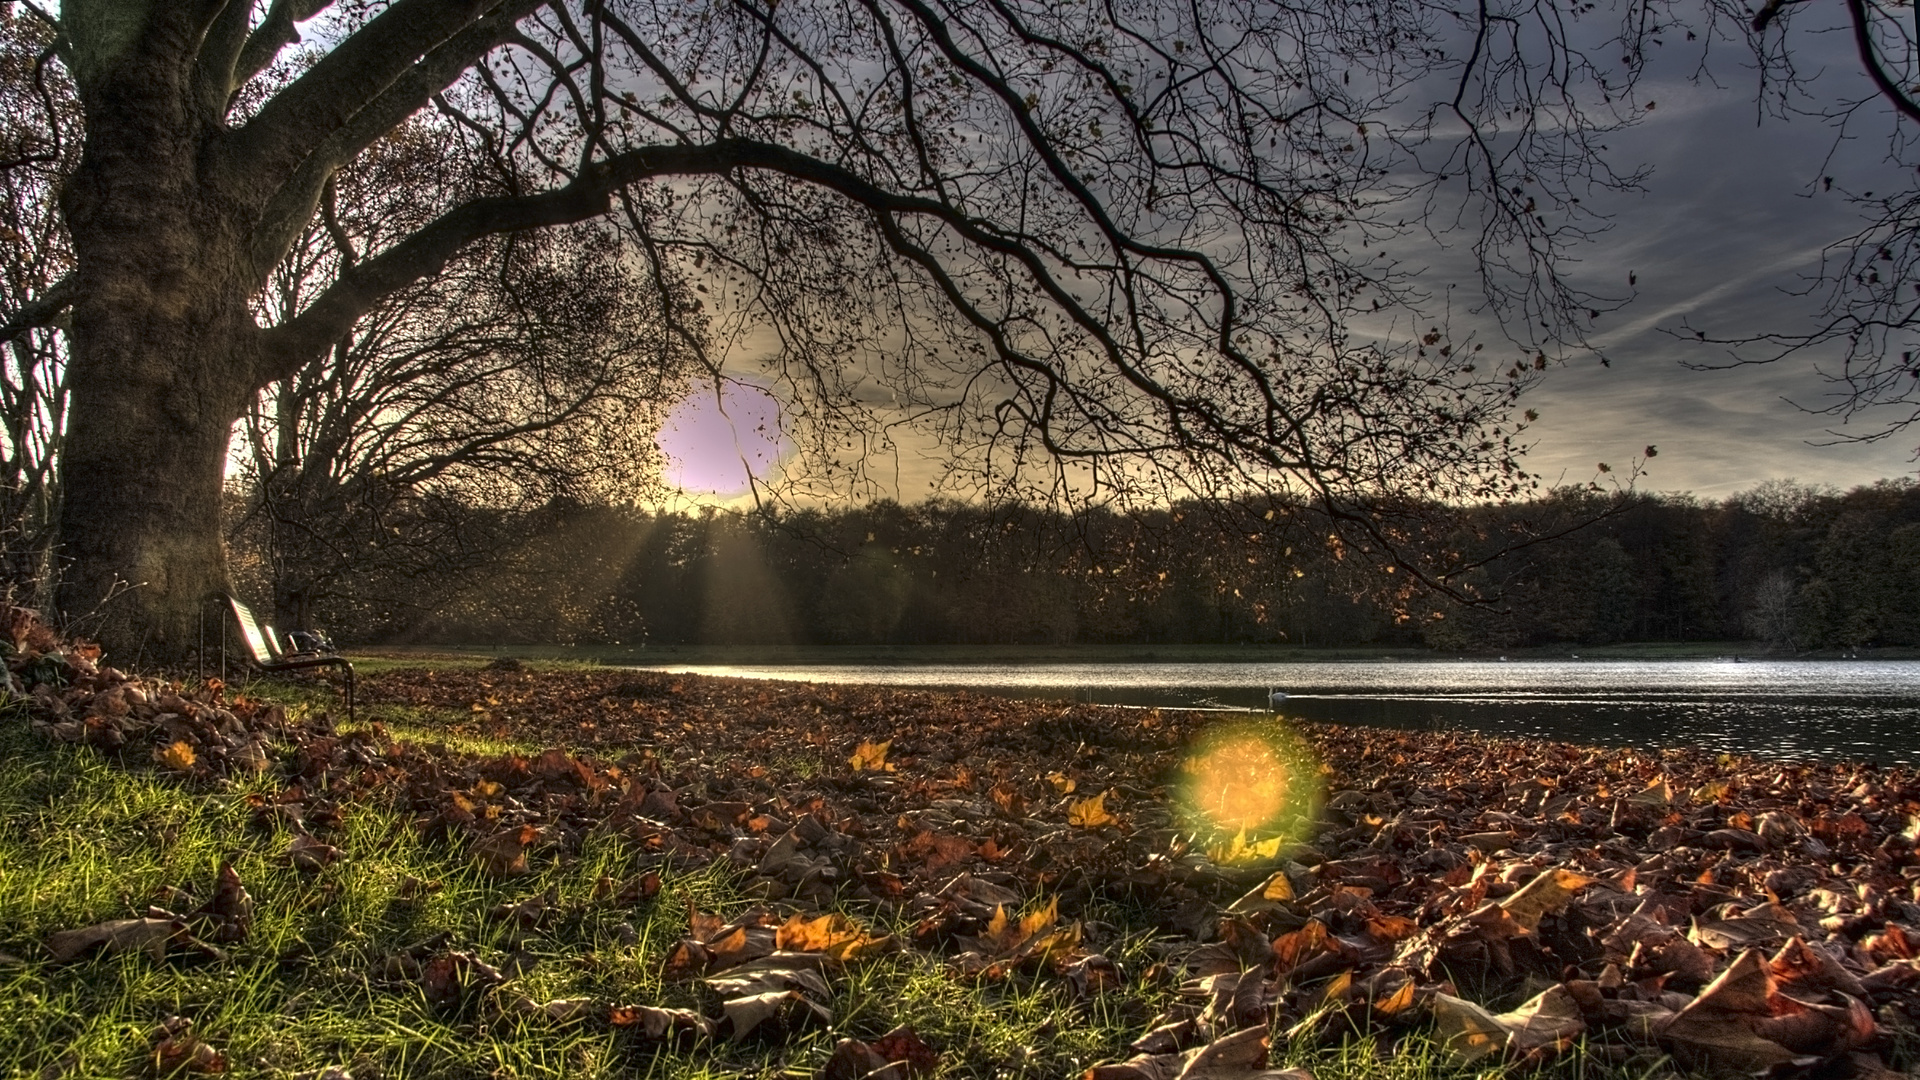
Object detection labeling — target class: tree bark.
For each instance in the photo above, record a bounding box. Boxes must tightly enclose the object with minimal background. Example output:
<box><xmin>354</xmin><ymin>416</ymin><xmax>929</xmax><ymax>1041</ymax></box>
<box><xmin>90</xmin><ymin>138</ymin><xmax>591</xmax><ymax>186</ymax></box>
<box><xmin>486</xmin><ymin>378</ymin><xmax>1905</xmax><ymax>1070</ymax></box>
<box><xmin>53</xmin><ymin>6</ymin><xmax>256</xmax><ymax>664</ymax></box>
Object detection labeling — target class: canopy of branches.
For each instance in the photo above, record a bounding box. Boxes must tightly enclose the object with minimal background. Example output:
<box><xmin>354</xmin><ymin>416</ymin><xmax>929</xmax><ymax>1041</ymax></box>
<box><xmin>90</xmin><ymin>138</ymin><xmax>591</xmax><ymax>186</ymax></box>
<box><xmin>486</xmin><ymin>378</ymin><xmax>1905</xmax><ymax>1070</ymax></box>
<box><xmin>8</xmin><ymin>0</ymin><xmax>1920</xmax><ymax>657</ymax></box>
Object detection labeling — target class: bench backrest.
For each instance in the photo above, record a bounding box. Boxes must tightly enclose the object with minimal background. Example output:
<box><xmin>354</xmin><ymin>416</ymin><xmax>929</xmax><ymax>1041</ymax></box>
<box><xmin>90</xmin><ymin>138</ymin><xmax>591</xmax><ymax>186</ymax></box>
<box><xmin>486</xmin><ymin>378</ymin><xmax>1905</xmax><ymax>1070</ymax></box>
<box><xmin>226</xmin><ymin>596</ymin><xmax>285</xmax><ymax>664</ymax></box>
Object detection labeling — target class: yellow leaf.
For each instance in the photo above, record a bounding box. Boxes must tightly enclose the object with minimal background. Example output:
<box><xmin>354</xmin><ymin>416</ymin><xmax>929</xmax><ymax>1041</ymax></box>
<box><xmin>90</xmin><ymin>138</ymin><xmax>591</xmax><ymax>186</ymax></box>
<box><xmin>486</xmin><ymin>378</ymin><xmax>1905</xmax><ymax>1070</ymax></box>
<box><xmin>1626</xmin><ymin>778</ymin><xmax>1674</xmax><ymax>808</ymax></box>
<box><xmin>984</xmin><ymin>904</ymin><xmax>1009</xmax><ymax>945</ymax></box>
<box><xmin>1028</xmin><ymin>923</ymin><xmax>1082</xmax><ymax>969</ymax></box>
<box><xmin>157</xmin><ymin>740</ymin><xmax>196</xmax><ymax>771</ymax></box>
<box><xmin>1206</xmin><ymin>829</ymin><xmax>1283</xmax><ymax>865</ymax></box>
<box><xmin>1046</xmin><ymin>770</ymin><xmax>1076</xmax><ymax>794</ymax></box>
<box><xmin>1431</xmin><ymin>992</ymin><xmax>1510</xmax><ymax>1064</ymax></box>
<box><xmin>1694</xmin><ymin>779</ymin><xmax>1732</xmax><ymax>803</ymax></box>
<box><xmin>1500</xmin><ymin>867</ymin><xmax>1596</xmax><ymax>932</ymax></box>
<box><xmin>774</xmin><ymin>912</ymin><xmax>888</xmax><ymax>961</ymax></box>
<box><xmin>1227</xmin><ymin>869</ymin><xmax>1296</xmax><ymax>912</ymax></box>
<box><xmin>1374</xmin><ymin>978</ymin><xmax>1418</xmax><ymax>1015</ymax></box>
<box><xmin>849</xmin><ymin>739</ymin><xmax>893</xmax><ymax>772</ymax></box>
<box><xmin>1017</xmin><ymin>896</ymin><xmax>1058</xmax><ymax>943</ymax></box>
<box><xmin>1067</xmin><ymin>790</ymin><xmax>1116</xmax><ymax>828</ymax></box>
<box><xmin>982</xmin><ymin>898</ymin><xmax>1059</xmax><ymax>957</ymax></box>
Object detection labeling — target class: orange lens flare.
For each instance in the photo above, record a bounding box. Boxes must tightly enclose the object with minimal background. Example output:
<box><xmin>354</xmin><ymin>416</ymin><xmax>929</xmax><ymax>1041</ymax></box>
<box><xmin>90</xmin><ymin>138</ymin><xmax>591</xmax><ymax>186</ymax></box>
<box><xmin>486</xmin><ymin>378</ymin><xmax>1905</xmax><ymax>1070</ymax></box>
<box><xmin>1177</xmin><ymin>720</ymin><xmax>1319</xmax><ymax>856</ymax></box>
<box><xmin>1190</xmin><ymin>735</ymin><xmax>1290</xmax><ymax>833</ymax></box>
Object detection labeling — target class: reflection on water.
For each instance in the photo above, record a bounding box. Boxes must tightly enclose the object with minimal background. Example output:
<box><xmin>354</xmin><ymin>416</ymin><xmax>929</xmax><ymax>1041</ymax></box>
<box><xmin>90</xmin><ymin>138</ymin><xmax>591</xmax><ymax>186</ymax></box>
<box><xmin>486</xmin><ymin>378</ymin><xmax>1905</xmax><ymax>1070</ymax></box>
<box><xmin>633</xmin><ymin>659</ymin><xmax>1920</xmax><ymax>765</ymax></box>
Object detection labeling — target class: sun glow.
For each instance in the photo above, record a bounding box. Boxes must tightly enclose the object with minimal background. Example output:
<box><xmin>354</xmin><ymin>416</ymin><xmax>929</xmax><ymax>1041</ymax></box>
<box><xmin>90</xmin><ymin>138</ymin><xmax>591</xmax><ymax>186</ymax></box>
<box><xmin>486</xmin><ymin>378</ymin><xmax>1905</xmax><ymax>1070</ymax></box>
<box><xmin>655</xmin><ymin>379</ymin><xmax>791</xmax><ymax>496</ymax></box>
<box><xmin>1177</xmin><ymin>720</ymin><xmax>1319</xmax><ymax>858</ymax></box>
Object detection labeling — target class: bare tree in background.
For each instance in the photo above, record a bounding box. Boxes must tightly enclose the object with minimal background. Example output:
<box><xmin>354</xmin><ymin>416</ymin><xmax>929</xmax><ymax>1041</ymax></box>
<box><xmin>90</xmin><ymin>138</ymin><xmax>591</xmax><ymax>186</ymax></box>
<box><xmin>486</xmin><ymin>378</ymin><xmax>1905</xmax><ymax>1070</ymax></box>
<box><xmin>0</xmin><ymin>14</ymin><xmax>75</xmax><ymax>600</ymax></box>
<box><xmin>233</xmin><ymin>112</ymin><xmax>699</xmax><ymax>633</ymax></box>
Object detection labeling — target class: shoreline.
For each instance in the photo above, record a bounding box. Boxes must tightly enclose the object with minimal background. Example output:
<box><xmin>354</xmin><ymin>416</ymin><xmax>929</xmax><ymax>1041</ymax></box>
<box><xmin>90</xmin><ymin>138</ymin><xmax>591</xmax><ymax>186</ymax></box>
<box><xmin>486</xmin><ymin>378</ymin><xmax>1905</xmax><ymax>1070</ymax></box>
<box><xmin>361</xmin><ymin>640</ymin><xmax>1920</xmax><ymax>666</ymax></box>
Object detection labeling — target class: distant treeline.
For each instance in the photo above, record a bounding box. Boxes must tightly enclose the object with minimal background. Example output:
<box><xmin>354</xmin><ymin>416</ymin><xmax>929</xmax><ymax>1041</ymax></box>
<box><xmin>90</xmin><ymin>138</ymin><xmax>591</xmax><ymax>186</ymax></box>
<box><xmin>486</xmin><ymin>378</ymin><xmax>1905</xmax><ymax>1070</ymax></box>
<box><xmin>231</xmin><ymin>478</ymin><xmax>1920</xmax><ymax>651</ymax></box>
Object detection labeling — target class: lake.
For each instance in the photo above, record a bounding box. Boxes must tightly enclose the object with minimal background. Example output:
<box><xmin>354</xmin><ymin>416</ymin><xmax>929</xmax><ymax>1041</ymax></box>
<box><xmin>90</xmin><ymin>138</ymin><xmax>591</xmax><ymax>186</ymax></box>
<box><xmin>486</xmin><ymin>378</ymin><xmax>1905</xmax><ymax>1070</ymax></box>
<box><xmin>633</xmin><ymin>659</ymin><xmax>1920</xmax><ymax>765</ymax></box>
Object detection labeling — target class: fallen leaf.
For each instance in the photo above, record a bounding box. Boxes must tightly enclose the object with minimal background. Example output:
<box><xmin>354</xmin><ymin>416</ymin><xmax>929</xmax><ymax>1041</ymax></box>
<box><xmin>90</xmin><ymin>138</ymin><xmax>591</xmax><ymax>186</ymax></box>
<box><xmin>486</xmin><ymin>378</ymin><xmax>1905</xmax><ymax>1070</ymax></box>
<box><xmin>870</xmin><ymin>1024</ymin><xmax>940</xmax><ymax>1077</ymax></box>
<box><xmin>1227</xmin><ymin>870</ymin><xmax>1295</xmax><ymax>912</ymax></box>
<box><xmin>1660</xmin><ymin>950</ymin><xmax>1804</xmax><ymax>1072</ymax></box>
<box><xmin>47</xmin><ymin>918</ymin><xmax>182</xmax><ymax>963</ymax></box>
<box><xmin>1206</xmin><ymin>830</ymin><xmax>1283</xmax><ymax>865</ymax></box>
<box><xmin>1372</xmin><ymin>978</ymin><xmax>1418</xmax><ymax>1016</ymax></box>
<box><xmin>823</xmin><ymin>1037</ymin><xmax>896</xmax><ymax>1080</ymax></box>
<box><xmin>775</xmin><ymin>912</ymin><xmax>889</xmax><ymax>961</ymax></box>
<box><xmin>471</xmin><ymin>824</ymin><xmax>539</xmax><ymax>877</ymax></box>
<box><xmin>608</xmin><ymin>1004</ymin><xmax>711</xmax><ymax>1042</ymax></box>
<box><xmin>419</xmin><ymin>951</ymin><xmax>504</xmax><ymax>1009</ymax></box>
<box><xmin>1178</xmin><ymin>1025</ymin><xmax>1272</xmax><ymax>1076</ymax></box>
<box><xmin>1363</xmin><ymin>915</ymin><xmax>1419</xmax><ymax>943</ymax></box>
<box><xmin>1272</xmin><ymin>920</ymin><xmax>1329</xmax><ymax>972</ymax></box>
<box><xmin>1626</xmin><ymin>778</ymin><xmax>1674</xmax><ymax>808</ymax></box>
<box><xmin>1069</xmin><ymin>790</ymin><xmax>1117</xmax><ymax>828</ymax></box>
<box><xmin>1496</xmin><ymin>985</ymin><xmax>1585</xmax><ymax>1054</ymax></box>
<box><xmin>156</xmin><ymin>740</ymin><xmax>197</xmax><ymax>772</ymax></box>
<box><xmin>1196</xmin><ymin>969</ymin><xmax>1269</xmax><ymax>1036</ymax></box>
<box><xmin>151</xmin><ymin>1017</ymin><xmax>226</xmax><ymax>1075</ymax></box>
<box><xmin>1457</xmin><ymin>830</ymin><xmax>1516</xmax><ymax>853</ymax></box>
<box><xmin>1768</xmin><ymin>936</ymin><xmax>1867</xmax><ymax>998</ymax></box>
<box><xmin>899</xmin><ymin>829</ymin><xmax>975</xmax><ymax>872</ymax></box>
<box><xmin>849</xmin><ymin>739</ymin><xmax>893</xmax><ymax>772</ymax></box>
<box><xmin>487</xmin><ymin>893</ymin><xmax>549</xmax><ymax>929</ymax></box>
<box><xmin>705</xmin><ymin>955</ymin><xmax>833</xmax><ymax>999</ymax></box>
<box><xmin>719</xmin><ymin>989</ymin><xmax>830</xmax><ymax>1041</ymax></box>
<box><xmin>1499</xmin><ymin>867</ymin><xmax>1595</xmax><ymax>931</ymax></box>
<box><xmin>1430</xmin><ymin>992</ymin><xmax>1510</xmax><ymax>1064</ymax></box>
<box><xmin>704</xmin><ymin>923</ymin><xmax>778</xmax><ymax>970</ymax></box>
<box><xmin>287</xmin><ymin>831</ymin><xmax>342</xmax><ymax>873</ymax></box>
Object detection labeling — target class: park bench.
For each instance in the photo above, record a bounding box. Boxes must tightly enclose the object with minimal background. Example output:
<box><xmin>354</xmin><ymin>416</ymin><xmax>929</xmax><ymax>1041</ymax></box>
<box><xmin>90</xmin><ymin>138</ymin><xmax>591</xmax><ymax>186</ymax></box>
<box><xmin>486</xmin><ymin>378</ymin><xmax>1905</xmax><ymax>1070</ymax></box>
<box><xmin>224</xmin><ymin>595</ymin><xmax>355</xmax><ymax>721</ymax></box>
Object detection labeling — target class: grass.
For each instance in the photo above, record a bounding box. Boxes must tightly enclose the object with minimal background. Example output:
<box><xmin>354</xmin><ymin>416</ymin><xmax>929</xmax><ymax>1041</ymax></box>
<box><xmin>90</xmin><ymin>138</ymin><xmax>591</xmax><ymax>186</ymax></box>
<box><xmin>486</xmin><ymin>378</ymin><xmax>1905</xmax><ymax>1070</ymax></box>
<box><xmin>0</xmin><ymin>679</ymin><xmax>1696</xmax><ymax>1080</ymax></box>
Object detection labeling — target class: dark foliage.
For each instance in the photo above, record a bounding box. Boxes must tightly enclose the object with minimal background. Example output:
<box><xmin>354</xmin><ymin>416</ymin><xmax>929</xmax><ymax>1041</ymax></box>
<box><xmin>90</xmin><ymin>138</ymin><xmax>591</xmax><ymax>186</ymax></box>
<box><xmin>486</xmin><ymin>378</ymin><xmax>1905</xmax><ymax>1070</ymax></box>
<box><xmin>254</xmin><ymin>477</ymin><xmax>1920</xmax><ymax>652</ymax></box>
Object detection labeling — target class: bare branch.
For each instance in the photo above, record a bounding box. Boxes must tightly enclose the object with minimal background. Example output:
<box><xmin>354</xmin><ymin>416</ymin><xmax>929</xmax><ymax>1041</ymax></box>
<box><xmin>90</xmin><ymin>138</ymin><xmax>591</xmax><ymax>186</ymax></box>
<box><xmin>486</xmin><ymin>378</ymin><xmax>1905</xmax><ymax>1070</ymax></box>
<box><xmin>0</xmin><ymin>272</ymin><xmax>74</xmax><ymax>342</ymax></box>
<box><xmin>1846</xmin><ymin>0</ymin><xmax>1920</xmax><ymax>125</ymax></box>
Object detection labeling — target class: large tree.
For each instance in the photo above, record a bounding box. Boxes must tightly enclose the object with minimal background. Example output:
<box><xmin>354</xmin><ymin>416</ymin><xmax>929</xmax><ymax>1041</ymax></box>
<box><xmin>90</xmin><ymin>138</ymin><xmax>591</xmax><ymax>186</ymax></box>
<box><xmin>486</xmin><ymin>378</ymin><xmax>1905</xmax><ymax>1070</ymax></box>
<box><xmin>3</xmin><ymin>0</ymin><xmax>1686</xmax><ymax>661</ymax></box>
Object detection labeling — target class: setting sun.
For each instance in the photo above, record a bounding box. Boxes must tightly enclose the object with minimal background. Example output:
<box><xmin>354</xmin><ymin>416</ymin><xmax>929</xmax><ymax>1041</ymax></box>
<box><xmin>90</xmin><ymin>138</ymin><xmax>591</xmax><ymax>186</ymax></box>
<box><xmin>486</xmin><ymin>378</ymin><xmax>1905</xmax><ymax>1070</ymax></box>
<box><xmin>655</xmin><ymin>379</ymin><xmax>791</xmax><ymax>496</ymax></box>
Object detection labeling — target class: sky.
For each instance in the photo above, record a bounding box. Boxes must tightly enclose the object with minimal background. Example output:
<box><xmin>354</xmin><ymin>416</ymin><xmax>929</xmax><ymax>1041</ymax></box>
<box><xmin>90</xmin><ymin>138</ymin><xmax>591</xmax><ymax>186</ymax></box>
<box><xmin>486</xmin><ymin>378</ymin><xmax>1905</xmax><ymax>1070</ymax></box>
<box><xmin>651</xmin><ymin>9</ymin><xmax>1920</xmax><ymax>505</ymax></box>
<box><xmin>1509</xmin><ymin>43</ymin><xmax>1920</xmax><ymax>498</ymax></box>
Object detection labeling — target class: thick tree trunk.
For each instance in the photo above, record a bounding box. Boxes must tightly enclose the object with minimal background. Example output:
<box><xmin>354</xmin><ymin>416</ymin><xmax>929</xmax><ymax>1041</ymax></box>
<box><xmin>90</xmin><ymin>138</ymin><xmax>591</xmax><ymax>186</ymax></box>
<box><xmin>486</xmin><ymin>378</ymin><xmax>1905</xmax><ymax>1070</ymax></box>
<box><xmin>57</xmin><ymin>311</ymin><xmax>251</xmax><ymax>665</ymax></box>
<box><xmin>53</xmin><ymin>14</ymin><xmax>258</xmax><ymax>665</ymax></box>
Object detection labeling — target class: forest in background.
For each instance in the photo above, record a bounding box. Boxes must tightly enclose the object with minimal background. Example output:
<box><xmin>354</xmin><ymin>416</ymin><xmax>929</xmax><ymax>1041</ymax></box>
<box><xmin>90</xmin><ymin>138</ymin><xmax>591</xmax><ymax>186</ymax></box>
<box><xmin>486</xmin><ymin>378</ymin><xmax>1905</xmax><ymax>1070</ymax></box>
<box><xmin>224</xmin><ymin>476</ymin><xmax>1920</xmax><ymax>653</ymax></box>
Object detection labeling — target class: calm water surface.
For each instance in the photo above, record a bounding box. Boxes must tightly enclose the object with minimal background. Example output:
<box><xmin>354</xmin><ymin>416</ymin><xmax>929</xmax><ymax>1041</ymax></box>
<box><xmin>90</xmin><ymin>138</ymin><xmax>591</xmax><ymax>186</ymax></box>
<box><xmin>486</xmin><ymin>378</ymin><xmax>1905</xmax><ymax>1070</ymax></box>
<box><xmin>635</xmin><ymin>659</ymin><xmax>1920</xmax><ymax>765</ymax></box>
